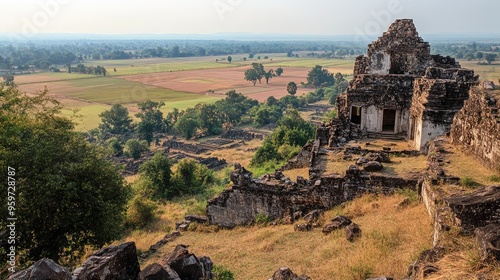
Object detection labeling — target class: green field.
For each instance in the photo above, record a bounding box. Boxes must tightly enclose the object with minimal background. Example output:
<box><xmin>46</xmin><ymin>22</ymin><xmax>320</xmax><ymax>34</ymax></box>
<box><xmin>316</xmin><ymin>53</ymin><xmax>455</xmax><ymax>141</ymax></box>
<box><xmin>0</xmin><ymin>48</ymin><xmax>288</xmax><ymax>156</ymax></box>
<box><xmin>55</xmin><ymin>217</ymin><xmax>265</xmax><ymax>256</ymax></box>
<box><xmin>261</xmin><ymin>57</ymin><xmax>355</xmax><ymax>73</ymax></box>
<box><xmin>84</xmin><ymin>57</ymin><xmax>246</xmax><ymax>76</ymax></box>
<box><xmin>16</xmin><ymin>56</ymin><xmax>353</xmax><ymax>131</ymax></box>
<box><xmin>61</xmin><ymin>77</ymin><xmax>209</xmax><ymax>105</ymax></box>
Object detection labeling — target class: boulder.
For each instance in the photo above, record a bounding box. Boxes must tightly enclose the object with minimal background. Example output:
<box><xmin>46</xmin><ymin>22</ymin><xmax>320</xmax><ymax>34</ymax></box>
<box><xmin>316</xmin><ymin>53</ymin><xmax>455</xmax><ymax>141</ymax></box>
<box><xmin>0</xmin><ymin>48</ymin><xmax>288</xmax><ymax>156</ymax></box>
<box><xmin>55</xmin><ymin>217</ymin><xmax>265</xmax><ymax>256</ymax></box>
<box><xmin>363</xmin><ymin>161</ymin><xmax>383</xmax><ymax>172</ymax></box>
<box><xmin>475</xmin><ymin>223</ymin><xmax>500</xmax><ymax>261</ymax></box>
<box><xmin>322</xmin><ymin>215</ymin><xmax>352</xmax><ymax>234</ymax></box>
<box><xmin>72</xmin><ymin>242</ymin><xmax>140</xmax><ymax>280</ymax></box>
<box><xmin>356</xmin><ymin>157</ymin><xmax>369</xmax><ymax>166</ymax></box>
<box><xmin>367</xmin><ymin>152</ymin><xmax>391</xmax><ymax>163</ymax></box>
<box><xmin>8</xmin><ymin>258</ymin><xmax>71</xmax><ymax>280</ymax></box>
<box><xmin>268</xmin><ymin>267</ymin><xmax>310</xmax><ymax>280</ymax></box>
<box><xmin>303</xmin><ymin>210</ymin><xmax>323</xmax><ymax>224</ymax></box>
<box><xmin>159</xmin><ymin>245</ymin><xmax>204</xmax><ymax>280</ymax></box>
<box><xmin>199</xmin><ymin>256</ymin><xmax>214</xmax><ymax>280</ymax></box>
<box><xmin>407</xmin><ymin>246</ymin><xmax>445</xmax><ymax>279</ymax></box>
<box><xmin>294</xmin><ymin>223</ymin><xmax>312</xmax><ymax>232</ymax></box>
<box><xmin>139</xmin><ymin>263</ymin><xmax>180</xmax><ymax>280</ymax></box>
<box><xmin>345</xmin><ymin>223</ymin><xmax>362</xmax><ymax>242</ymax></box>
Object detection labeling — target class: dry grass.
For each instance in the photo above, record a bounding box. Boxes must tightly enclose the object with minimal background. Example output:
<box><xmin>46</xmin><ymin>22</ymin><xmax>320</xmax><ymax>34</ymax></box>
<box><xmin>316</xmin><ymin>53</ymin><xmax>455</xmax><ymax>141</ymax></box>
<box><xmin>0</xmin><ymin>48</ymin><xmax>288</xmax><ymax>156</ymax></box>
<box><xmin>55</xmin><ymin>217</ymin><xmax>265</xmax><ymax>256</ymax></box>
<box><xmin>134</xmin><ymin>193</ymin><xmax>433</xmax><ymax>280</ymax></box>
<box><xmin>422</xmin><ymin>230</ymin><xmax>500</xmax><ymax>280</ymax></box>
<box><xmin>207</xmin><ymin>138</ymin><xmax>263</xmax><ymax>168</ymax></box>
<box><xmin>282</xmin><ymin>168</ymin><xmax>310</xmax><ymax>181</ymax></box>
<box><xmin>440</xmin><ymin>142</ymin><xmax>500</xmax><ymax>187</ymax></box>
<box><xmin>321</xmin><ymin>147</ymin><xmax>428</xmax><ymax>179</ymax></box>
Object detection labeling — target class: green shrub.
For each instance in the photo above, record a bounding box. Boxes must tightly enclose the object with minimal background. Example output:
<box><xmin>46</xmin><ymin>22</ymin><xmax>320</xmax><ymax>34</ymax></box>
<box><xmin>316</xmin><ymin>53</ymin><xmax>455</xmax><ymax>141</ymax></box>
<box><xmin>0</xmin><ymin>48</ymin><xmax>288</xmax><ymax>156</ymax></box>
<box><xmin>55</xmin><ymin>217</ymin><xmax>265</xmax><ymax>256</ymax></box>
<box><xmin>213</xmin><ymin>265</ymin><xmax>235</xmax><ymax>280</ymax></box>
<box><xmin>487</xmin><ymin>175</ymin><xmax>500</xmax><ymax>182</ymax></box>
<box><xmin>255</xmin><ymin>212</ymin><xmax>271</xmax><ymax>225</ymax></box>
<box><xmin>460</xmin><ymin>176</ymin><xmax>477</xmax><ymax>187</ymax></box>
<box><xmin>124</xmin><ymin>139</ymin><xmax>149</xmax><ymax>159</ymax></box>
<box><xmin>126</xmin><ymin>195</ymin><xmax>158</xmax><ymax>228</ymax></box>
<box><xmin>277</xmin><ymin>144</ymin><xmax>302</xmax><ymax>161</ymax></box>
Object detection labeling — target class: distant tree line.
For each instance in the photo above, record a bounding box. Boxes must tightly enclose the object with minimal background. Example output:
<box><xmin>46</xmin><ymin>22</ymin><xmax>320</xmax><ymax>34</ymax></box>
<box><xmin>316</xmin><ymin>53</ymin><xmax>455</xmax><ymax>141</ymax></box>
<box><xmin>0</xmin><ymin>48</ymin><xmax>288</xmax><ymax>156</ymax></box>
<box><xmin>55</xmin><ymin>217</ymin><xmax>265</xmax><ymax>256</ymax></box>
<box><xmin>0</xmin><ymin>40</ymin><xmax>367</xmax><ymax>70</ymax></box>
<box><xmin>432</xmin><ymin>42</ymin><xmax>500</xmax><ymax>64</ymax></box>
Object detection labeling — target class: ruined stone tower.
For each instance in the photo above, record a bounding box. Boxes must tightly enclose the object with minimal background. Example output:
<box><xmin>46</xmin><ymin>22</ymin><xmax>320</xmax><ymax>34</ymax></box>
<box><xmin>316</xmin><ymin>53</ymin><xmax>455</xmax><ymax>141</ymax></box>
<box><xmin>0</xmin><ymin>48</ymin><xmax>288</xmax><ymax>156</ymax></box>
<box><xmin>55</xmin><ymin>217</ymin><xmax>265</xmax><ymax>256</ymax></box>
<box><xmin>332</xmin><ymin>19</ymin><xmax>477</xmax><ymax>150</ymax></box>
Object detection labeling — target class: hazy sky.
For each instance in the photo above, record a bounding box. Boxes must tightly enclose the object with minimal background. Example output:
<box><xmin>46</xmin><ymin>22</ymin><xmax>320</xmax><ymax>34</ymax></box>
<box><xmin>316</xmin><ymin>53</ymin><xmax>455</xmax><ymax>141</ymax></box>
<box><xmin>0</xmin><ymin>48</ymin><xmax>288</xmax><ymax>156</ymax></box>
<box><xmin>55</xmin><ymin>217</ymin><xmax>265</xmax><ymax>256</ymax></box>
<box><xmin>1</xmin><ymin>0</ymin><xmax>499</xmax><ymax>37</ymax></box>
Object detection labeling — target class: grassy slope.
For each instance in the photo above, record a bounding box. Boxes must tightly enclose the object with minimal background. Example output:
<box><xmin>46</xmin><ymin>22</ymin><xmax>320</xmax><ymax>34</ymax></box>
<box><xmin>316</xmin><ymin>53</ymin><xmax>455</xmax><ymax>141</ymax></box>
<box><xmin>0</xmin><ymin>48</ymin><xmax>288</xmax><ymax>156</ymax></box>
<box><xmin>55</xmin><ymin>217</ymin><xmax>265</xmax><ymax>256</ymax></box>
<box><xmin>123</xmin><ymin>193</ymin><xmax>433</xmax><ymax>280</ymax></box>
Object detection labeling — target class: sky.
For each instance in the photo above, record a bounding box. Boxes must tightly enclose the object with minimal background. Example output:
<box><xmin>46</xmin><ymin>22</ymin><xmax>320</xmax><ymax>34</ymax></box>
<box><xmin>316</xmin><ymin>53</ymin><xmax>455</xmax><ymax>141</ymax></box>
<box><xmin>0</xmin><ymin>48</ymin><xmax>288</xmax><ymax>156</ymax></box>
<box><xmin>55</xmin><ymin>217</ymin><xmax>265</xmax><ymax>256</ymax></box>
<box><xmin>1</xmin><ymin>0</ymin><xmax>499</xmax><ymax>38</ymax></box>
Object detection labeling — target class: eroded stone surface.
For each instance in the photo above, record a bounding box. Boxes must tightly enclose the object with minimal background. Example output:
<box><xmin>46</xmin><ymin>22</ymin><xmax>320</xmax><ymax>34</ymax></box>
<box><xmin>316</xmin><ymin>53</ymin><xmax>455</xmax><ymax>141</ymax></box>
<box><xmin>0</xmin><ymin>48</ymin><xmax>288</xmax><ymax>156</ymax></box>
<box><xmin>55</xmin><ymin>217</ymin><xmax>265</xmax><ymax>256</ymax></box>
<box><xmin>72</xmin><ymin>242</ymin><xmax>140</xmax><ymax>280</ymax></box>
<box><xmin>445</xmin><ymin>186</ymin><xmax>500</xmax><ymax>233</ymax></box>
<box><xmin>268</xmin><ymin>267</ymin><xmax>310</xmax><ymax>280</ymax></box>
<box><xmin>9</xmin><ymin>258</ymin><xmax>71</xmax><ymax>280</ymax></box>
<box><xmin>475</xmin><ymin>223</ymin><xmax>500</xmax><ymax>261</ymax></box>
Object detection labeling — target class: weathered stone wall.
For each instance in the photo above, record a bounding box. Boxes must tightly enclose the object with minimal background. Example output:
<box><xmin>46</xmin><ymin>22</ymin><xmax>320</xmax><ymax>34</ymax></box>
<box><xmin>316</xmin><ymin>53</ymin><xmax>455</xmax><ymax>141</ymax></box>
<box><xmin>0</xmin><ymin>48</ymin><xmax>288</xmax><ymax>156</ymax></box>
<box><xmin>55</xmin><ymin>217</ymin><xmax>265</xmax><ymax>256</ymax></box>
<box><xmin>206</xmin><ymin>164</ymin><xmax>418</xmax><ymax>228</ymax></box>
<box><xmin>363</xmin><ymin>19</ymin><xmax>431</xmax><ymax>75</ymax></box>
<box><xmin>450</xmin><ymin>87</ymin><xmax>500</xmax><ymax>171</ymax></box>
<box><xmin>410</xmin><ymin>67</ymin><xmax>477</xmax><ymax>150</ymax></box>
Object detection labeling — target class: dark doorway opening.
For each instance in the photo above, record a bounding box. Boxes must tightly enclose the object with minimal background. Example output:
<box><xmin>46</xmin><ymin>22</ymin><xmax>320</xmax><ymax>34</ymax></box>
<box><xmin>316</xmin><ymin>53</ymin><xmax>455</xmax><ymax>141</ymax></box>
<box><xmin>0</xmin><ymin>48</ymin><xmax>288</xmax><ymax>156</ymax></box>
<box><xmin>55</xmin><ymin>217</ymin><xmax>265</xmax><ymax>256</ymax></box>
<box><xmin>382</xmin><ymin>109</ymin><xmax>396</xmax><ymax>132</ymax></box>
<box><xmin>350</xmin><ymin>106</ymin><xmax>362</xmax><ymax>124</ymax></box>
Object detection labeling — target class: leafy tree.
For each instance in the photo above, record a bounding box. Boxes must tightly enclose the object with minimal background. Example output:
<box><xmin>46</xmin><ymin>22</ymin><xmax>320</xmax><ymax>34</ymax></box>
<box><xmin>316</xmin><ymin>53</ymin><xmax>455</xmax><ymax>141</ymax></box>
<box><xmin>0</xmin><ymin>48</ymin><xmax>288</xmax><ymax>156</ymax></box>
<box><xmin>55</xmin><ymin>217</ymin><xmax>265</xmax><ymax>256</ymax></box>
<box><xmin>216</xmin><ymin>90</ymin><xmax>258</xmax><ymax>125</ymax></box>
<box><xmin>227</xmin><ymin>56</ymin><xmax>232</xmax><ymax>63</ymax></box>
<box><xmin>287</xmin><ymin>81</ymin><xmax>297</xmax><ymax>95</ymax></box>
<box><xmin>171</xmin><ymin>159</ymin><xmax>214</xmax><ymax>196</ymax></box>
<box><xmin>485</xmin><ymin>53</ymin><xmax>497</xmax><ymax>64</ymax></box>
<box><xmin>1</xmin><ymin>73</ymin><xmax>14</xmax><ymax>86</ymax></box>
<box><xmin>98</xmin><ymin>104</ymin><xmax>133</xmax><ymax>134</ymax></box>
<box><xmin>175</xmin><ymin>113</ymin><xmax>200</xmax><ymax>139</ymax></box>
<box><xmin>248</xmin><ymin>53</ymin><xmax>254</xmax><ymax>59</ymax></box>
<box><xmin>264</xmin><ymin>69</ymin><xmax>275</xmax><ymax>84</ymax></box>
<box><xmin>0</xmin><ymin>84</ymin><xmax>129</xmax><ymax>263</ymax></box>
<box><xmin>244</xmin><ymin>69</ymin><xmax>260</xmax><ymax>86</ymax></box>
<box><xmin>250</xmin><ymin>140</ymin><xmax>279</xmax><ymax>166</ymax></box>
<box><xmin>306</xmin><ymin>65</ymin><xmax>335</xmax><ymax>88</ymax></box>
<box><xmin>199</xmin><ymin>103</ymin><xmax>224</xmax><ymax>135</ymax></box>
<box><xmin>252</xmin><ymin>63</ymin><xmax>265</xmax><ymax>84</ymax></box>
<box><xmin>476</xmin><ymin>51</ymin><xmax>483</xmax><ymax>60</ymax></box>
<box><xmin>125</xmin><ymin>139</ymin><xmax>149</xmax><ymax>159</ymax></box>
<box><xmin>138</xmin><ymin>152</ymin><xmax>174</xmax><ymax>199</ymax></box>
<box><xmin>275</xmin><ymin>67</ymin><xmax>283</xmax><ymax>77</ymax></box>
<box><xmin>106</xmin><ymin>137</ymin><xmax>123</xmax><ymax>156</ymax></box>
<box><xmin>136</xmin><ymin>100</ymin><xmax>165</xmax><ymax>144</ymax></box>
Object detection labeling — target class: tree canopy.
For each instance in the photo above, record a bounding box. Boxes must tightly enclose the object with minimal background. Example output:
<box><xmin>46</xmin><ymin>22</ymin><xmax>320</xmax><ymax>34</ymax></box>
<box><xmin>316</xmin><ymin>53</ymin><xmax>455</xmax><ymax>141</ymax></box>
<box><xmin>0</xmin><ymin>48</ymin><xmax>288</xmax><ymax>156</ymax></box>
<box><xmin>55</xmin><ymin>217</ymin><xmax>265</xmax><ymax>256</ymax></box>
<box><xmin>98</xmin><ymin>104</ymin><xmax>133</xmax><ymax>134</ymax></box>
<box><xmin>0</xmin><ymin>84</ymin><xmax>129</xmax><ymax>263</ymax></box>
<box><xmin>306</xmin><ymin>65</ymin><xmax>335</xmax><ymax>88</ymax></box>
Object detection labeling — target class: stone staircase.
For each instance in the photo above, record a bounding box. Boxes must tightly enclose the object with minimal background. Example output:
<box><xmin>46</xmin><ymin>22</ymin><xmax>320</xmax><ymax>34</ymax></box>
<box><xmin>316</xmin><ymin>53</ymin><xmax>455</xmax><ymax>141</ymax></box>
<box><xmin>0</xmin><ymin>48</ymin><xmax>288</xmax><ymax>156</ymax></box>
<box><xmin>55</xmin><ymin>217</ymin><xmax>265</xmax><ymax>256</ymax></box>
<box><xmin>367</xmin><ymin>132</ymin><xmax>407</xmax><ymax>141</ymax></box>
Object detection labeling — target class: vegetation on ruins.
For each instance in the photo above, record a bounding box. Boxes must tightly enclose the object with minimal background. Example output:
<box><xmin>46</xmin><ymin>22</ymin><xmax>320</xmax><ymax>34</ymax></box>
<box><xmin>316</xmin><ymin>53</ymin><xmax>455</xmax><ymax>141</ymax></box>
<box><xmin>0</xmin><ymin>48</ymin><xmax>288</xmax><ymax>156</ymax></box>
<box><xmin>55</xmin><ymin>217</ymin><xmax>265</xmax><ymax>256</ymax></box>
<box><xmin>0</xmin><ymin>83</ymin><xmax>129</xmax><ymax>264</ymax></box>
<box><xmin>251</xmin><ymin>108</ymin><xmax>315</xmax><ymax>166</ymax></box>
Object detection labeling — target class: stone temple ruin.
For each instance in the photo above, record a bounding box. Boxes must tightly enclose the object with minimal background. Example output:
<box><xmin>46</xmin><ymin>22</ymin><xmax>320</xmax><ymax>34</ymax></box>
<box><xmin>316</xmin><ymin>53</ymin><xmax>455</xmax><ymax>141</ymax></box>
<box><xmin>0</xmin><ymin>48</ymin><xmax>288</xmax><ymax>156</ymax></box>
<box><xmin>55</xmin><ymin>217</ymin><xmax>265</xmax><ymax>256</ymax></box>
<box><xmin>328</xmin><ymin>19</ymin><xmax>478</xmax><ymax>150</ymax></box>
<box><xmin>207</xmin><ymin>19</ymin><xmax>500</xmax><ymax>272</ymax></box>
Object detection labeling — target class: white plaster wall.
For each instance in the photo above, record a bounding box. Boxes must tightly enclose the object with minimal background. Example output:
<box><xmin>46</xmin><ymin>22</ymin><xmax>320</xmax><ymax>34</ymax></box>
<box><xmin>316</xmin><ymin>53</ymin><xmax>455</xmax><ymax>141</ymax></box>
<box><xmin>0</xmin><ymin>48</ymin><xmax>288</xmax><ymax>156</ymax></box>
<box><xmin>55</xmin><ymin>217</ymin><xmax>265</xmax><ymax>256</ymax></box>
<box><xmin>363</xmin><ymin>105</ymin><xmax>379</xmax><ymax>132</ymax></box>
<box><xmin>399</xmin><ymin>109</ymin><xmax>410</xmax><ymax>133</ymax></box>
<box><xmin>415</xmin><ymin>120</ymin><xmax>447</xmax><ymax>151</ymax></box>
<box><xmin>369</xmin><ymin>51</ymin><xmax>391</xmax><ymax>75</ymax></box>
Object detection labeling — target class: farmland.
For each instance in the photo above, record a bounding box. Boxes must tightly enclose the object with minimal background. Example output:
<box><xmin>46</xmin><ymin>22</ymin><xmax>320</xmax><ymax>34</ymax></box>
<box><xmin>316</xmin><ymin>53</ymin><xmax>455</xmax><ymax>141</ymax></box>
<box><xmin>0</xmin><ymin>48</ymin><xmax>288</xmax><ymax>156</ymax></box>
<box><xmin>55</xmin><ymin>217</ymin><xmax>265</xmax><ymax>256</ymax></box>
<box><xmin>14</xmin><ymin>55</ymin><xmax>356</xmax><ymax>130</ymax></box>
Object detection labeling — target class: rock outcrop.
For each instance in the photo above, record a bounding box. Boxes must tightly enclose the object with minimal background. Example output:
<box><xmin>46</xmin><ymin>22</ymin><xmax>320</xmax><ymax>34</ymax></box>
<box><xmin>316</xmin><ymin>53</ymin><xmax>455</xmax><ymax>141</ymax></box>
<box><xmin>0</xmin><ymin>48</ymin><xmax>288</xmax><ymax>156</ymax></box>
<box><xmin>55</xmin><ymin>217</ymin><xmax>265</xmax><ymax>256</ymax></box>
<box><xmin>72</xmin><ymin>242</ymin><xmax>140</xmax><ymax>280</ymax></box>
<box><xmin>8</xmin><ymin>258</ymin><xmax>71</xmax><ymax>280</ymax></box>
<box><xmin>475</xmin><ymin>223</ymin><xmax>500</xmax><ymax>261</ymax></box>
<box><xmin>159</xmin><ymin>245</ymin><xmax>213</xmax><ymax>280</ymax></box>
<box><xmin>139</xmin><ymin>263</ymin><xmax>180</xmax><ymax>280</ymax></box>
<box><xmin>268</xmin><ymin>267</ymin><xmax>310</xmax><ymax>280</ymax></box>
